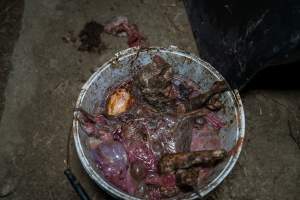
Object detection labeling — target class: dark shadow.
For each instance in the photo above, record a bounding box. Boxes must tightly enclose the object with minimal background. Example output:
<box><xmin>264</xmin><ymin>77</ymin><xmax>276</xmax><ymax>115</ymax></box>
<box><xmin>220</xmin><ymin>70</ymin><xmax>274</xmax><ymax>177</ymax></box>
<box><xmin>242</xmin><ymin>61</ymin><xmax>300</xmax><ymax>91</ymax></box>
<box><xmin>184</xmin><ymin>0</ymin><xmax>300</xmax><ymax>89</ymax></box>
<box><xmin>0</xmin><ymin>0</ymin><xmax>24</xmax><ymax>120</ymax></box>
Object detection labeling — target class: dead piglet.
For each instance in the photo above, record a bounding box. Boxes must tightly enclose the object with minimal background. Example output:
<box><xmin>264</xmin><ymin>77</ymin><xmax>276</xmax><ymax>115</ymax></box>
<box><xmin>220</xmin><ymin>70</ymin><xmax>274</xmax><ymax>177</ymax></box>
<box><xmin>136</xmin><ymin>55</ymin><xmax>173</xmax><ymax>91</ymax></box>
<box><xmin>135</xmin><ymin>55</ymin><xmax>174</xmax><ymax>111</ymax></box>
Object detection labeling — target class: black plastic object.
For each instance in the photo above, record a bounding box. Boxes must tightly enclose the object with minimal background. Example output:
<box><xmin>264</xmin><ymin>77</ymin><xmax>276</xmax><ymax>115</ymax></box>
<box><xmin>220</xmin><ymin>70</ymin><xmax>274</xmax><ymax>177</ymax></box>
<box><xmin>64</xmin><ymin>169</ymin><xmax>91</xmax><ymax>200</ymax></box>
<box><xmin>184</xmin><ymin>0</ymin><xmax>300</xmax><ymax>89</ymax></box>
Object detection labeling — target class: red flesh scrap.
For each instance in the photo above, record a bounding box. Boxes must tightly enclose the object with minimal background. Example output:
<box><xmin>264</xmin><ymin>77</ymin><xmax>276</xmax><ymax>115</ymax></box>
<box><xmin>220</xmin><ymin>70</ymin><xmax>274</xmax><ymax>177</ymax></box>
<box><xmin>104</xmin><ymin>16</ymin><xmax>147</xmax><ymax>47</ymax></box>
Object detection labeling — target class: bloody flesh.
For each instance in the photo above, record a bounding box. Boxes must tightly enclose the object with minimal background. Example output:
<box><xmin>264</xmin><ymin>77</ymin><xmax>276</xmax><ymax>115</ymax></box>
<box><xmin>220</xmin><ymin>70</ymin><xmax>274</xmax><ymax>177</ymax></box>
<box><xmin>77</xmin><ymin>55</ymin><xmax>228</xmax><ymax>199</ymax></box>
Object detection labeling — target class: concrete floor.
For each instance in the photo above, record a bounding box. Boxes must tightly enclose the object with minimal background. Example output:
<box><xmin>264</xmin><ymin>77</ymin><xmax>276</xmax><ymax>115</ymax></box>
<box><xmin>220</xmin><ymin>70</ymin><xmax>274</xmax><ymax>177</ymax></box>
<box><xmin>0</xmin><ymin>0</ymin><xmax>299</xmax><ymax>199</ymax></box>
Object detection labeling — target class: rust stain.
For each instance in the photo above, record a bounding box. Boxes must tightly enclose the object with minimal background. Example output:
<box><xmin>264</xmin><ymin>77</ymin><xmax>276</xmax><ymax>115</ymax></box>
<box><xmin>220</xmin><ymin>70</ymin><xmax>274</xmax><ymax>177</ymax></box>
<box><xmin>228</xmin><ymin>137</ymin><xmax>244</xmax><ymax>156</ymax></box>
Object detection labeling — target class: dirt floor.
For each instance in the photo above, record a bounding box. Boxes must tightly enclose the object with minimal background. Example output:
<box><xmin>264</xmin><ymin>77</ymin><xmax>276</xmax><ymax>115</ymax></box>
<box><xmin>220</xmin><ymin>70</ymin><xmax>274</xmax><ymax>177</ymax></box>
<box><xmin>0</xmin><ymin>0</ymin><xmax>299</xmax><ymax>200</ymax></box>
